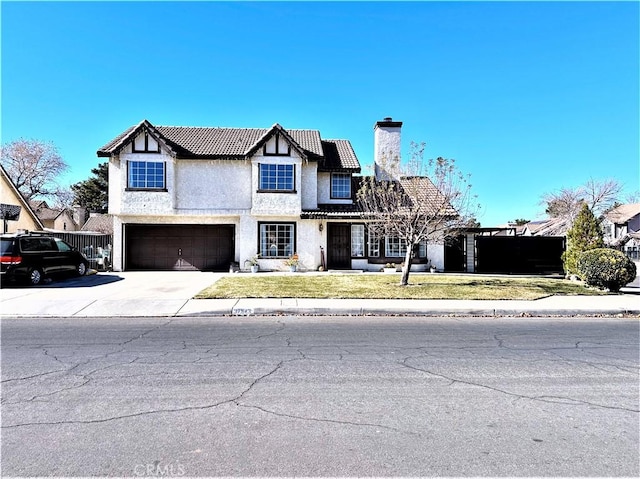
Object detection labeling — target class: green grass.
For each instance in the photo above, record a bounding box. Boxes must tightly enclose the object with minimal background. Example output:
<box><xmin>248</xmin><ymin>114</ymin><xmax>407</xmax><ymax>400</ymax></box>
<box><xmin>195</xmin><ymin>273</ymin><xmax>606</xmax><ymax>300</ymax></box>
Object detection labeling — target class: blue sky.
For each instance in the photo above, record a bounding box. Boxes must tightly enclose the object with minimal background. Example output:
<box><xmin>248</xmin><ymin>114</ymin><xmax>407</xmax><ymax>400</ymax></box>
<box><xmin>2</xmin><ymin>1</ymin><xmax>638</xmax><ymax>226</ymax></box>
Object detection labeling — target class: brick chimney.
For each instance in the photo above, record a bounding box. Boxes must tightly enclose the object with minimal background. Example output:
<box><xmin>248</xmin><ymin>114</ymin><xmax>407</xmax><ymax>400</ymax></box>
<box><xmin>374</xmin><ymin>117</ymin><xmax>403</xmax><ymax>181</ymax></box>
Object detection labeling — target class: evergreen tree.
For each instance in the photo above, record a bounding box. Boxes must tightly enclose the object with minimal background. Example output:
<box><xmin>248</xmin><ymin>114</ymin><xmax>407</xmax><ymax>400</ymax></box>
<box><xmin>563</xmin><ymin>202</ymin><xmax>604</xmax><ymax>276</ymax></box>
<box><xmin>71</xmin><ymin>162</ymin><xmax>108</xmax><ymax>213</ymax></box>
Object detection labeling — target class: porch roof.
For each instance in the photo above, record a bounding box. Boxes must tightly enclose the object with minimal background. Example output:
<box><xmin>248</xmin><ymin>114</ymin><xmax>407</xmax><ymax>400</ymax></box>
<box><xmin>301</xmin><ymin>204</ymin><xmax>366</xmax><ymax>219</ymax></box>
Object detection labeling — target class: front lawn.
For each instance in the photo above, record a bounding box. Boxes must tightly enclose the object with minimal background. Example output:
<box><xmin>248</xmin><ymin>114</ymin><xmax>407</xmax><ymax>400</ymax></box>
<box><xmin>195</xmin><ymin>273</ymin><xmax>606</xmax><ymax>300</ymax></box>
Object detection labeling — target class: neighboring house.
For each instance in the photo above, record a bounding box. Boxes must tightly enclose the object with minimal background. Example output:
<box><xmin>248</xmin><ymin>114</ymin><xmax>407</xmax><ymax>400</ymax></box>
<box><xmin>521</xmin><ymin>217</ymin><xmax>570</xmax><ymax>237</ymax></box>
<box><xmin>29</xmin><ymin>201</ymin><xmax>84</xmax><ymax>232</ymax></box>
<box><xmin>0</xmin><ymin>164</ymin><xmax>45</xmax><ymax>233</ymax></box>
<box><xmin>97</xmin><ymin>118</ymin><xmax>445</xmax><ymax>272</ymax></box>
<box><xmin>81</xmin><ymin>213</ymin><xmax>114</xmax><ymax>234</ymax></box>
<box><xmin>602</xmin><ymin>203</ymin><xmax>640</xmax><ymax>259</ymax></box>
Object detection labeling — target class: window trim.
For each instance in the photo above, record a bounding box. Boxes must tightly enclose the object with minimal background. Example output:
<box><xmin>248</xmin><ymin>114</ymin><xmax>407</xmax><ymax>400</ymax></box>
<box><xmin>132</xmin><ymin>132</ymin><xmax>161</xmax><ymax>153</ymax></box>
<box><xmin>126</xmin><ymin>160</ymin><xmax>166</xmax><ymax>191</ymax></box>
<box><xmin>258</xmin><ymin>222</ymin><xmax>296</xmax><ymax>259</ymax></box>
<box><xmin>366</xmin><ymin>231</ymin><xmax>429</xmax><ymax>263</ymax></box>
<box><xmin>351</xmin><ymin>224</ymin><xmax>365</xmax><ymax>257</ymax></box>
<box><xmin>263</xmin><ymin>133</ymin><xmax>291</xmax><ymax>156</ymax></box>
<box><xmin>330</xmin><ymin>172</ymin><xmax>352</xmax><ymax>199</ymax></box>
<box><xmin>258</xmin><ymin>163</ymin><xmax>296</xmax><ymax>193</ymax></box>
<box><xmin>385</xmin><ymin>236</ymin><xmax>407</xmax><ymax>258</ymax></box>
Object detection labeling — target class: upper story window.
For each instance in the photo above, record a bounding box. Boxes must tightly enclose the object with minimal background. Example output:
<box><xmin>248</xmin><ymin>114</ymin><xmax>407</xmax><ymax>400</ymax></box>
<box><xmin>128</xmin><ymin>161</ymin><xmax>165</xmax><ymax>189</ymax></box>
<box><xmin>132</xmin><ymin>132</ymin><xmax>160</xmax><ymax>153</ymax></box>
<box><xmin>259</xmin><ymin>164</ymin><xmax>294</xmax><ymax>192</ymax></box>
<box><xmin>331</xmin><ymin>173</ymin><xmax>352</xmax><ymax>199</ymax></box>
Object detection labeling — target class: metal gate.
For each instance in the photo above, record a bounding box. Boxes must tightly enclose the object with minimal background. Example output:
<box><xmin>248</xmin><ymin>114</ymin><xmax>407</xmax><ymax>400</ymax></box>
<box><xmin>475</xmin><ymin>236</ymin><xmax>565</xmax><ymax>274</ymax></box>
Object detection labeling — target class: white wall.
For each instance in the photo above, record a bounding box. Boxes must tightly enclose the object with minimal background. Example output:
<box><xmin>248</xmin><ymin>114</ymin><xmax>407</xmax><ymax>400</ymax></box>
<box><xmin>176</xmin><ymin>160</ymin><xmax>252</xmax><ymax>210</ymax></box>
<box><xmin>301</xmin><ymin>163</ymin><xmax>318</xmax><ymax>210</ymax></box>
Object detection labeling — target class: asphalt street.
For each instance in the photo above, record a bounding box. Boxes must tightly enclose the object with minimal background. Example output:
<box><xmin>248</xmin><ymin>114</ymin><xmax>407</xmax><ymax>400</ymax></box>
<box><xmin>2</xmin><ymin>316</ymin><xmax>639</xmax><ymax>477</ymax></box>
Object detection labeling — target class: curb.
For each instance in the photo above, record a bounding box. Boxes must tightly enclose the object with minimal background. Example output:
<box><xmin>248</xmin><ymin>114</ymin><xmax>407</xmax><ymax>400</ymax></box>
<box><xmin>176</xmin><ymin>306</ymin><xmax>640</xmax><ymax>318</ymax></box>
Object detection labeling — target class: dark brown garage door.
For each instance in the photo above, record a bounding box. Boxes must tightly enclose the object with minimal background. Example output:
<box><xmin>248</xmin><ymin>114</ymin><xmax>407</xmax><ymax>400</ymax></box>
<box><xmin>125</xmin><ymin>225</ymin><xmax>234</xmax><ymax>271</ymax></box>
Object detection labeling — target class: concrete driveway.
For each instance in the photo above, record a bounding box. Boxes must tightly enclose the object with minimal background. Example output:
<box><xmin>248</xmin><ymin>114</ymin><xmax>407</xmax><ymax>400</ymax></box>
<box><xmin>0</xmin><ymin>271</ymin><xmax>225</xmax><ymax>317</ymax></box>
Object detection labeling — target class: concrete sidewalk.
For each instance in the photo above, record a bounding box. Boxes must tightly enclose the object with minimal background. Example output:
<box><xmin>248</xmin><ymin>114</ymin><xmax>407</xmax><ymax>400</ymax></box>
<box><xmin>1</xmin><ymin>271</ymin><xmax>638</xmax><ymax>318</ymax></box>
<box><xmin>178</xmin><ymin>294</ymin><xmax>640</xmax><ymax>317</ymax></box>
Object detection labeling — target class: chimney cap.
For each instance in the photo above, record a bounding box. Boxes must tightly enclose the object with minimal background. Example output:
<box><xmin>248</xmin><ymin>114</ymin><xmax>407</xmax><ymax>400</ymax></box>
<box><xmin>375</xmin><ymin>117</ymin><xmax>403</xmax><ymax>128</ymax></box>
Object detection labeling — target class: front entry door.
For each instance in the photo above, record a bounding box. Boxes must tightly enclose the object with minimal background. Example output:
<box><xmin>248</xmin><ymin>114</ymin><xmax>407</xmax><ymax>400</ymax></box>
<box><xmin>327</xmin><ymin>223</ymin><xmax>351</xmax><ymax>269</ymax></box>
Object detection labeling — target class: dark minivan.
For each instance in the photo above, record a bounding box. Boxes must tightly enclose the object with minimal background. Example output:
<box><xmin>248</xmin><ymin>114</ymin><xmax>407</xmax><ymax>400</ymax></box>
<box><xmin>1</xmin><ymin>232</ymin><xmax>89</xmax><ymax>286</ymax></box>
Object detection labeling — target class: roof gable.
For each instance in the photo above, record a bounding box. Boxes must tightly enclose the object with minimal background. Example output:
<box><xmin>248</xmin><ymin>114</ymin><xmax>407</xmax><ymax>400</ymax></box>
<box><xmin>244</xmin><ymin>123</ymin><xmax>312</xmax><ymax>161</ymax></box>
<box><xmin>97</xmin><ymin>120</ymin><xmax>360</xmax><ymax>172</ymax></box>
<box><xmin>0</xmin><ymin>164</ymin><xmax>44</xmax><ymax>229</ymax></box>
<box><xmin>97</xmin><ymin>119</ymin><xmax>182</xmax><ymax>157</ymax></box>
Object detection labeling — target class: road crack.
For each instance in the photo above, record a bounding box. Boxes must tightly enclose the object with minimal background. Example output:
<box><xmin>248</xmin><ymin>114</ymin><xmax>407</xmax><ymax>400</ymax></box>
<box><xmin>399</xmin><ymin>356</ymin><xmax>639</xmax><ymax>413</ymax></box>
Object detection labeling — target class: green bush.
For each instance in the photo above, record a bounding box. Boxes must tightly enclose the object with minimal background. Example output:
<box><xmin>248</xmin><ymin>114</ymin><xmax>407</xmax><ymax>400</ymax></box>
<box><xmin>577</xmin><ymin>248</ymin><xmax>637</xmax><ymax>292</ymax></box>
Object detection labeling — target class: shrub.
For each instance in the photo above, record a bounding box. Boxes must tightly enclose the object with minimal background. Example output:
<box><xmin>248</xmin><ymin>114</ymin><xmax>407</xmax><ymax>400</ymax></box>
<box><xmin>577</xmin><ymin>248</ymin><xmax>637</xmax><ymax>292</ymax></box>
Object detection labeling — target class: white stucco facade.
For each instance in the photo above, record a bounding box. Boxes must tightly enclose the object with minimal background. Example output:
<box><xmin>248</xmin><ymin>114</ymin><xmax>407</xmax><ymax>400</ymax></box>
<box><xmin>103</xmin><ymin>119</ymin><xmax>447</xmax><ymax>273</ymax></box>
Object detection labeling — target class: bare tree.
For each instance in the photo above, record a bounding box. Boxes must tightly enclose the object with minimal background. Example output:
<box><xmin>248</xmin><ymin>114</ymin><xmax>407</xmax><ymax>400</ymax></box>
<box><xmin>357</xmin><ymin>142</ymin><xmax>480</xmax><ymax>286</ymax></box>
<box><xmin>582</xmin><ymin>178</ymin><xmax>624</xmax><ymax>215</ymax></box>
<box><xmin>0</xmin><ymin>139</ymin><xmax>69</xmax><ymax>202</ymax></box>
<box><xmin>541</xmin><ymin>178</ymin><xmax>623</xmax><ymax>221</ymax></box>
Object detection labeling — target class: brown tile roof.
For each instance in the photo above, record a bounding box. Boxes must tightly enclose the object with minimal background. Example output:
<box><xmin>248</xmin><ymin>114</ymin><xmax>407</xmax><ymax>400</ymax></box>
<box><xmin>398</xmin><ymin>176</ymin><xmax>458</xmax><ymax>216</ymax></box>
<box><xmin>301</xmin><ymin>176</ymin><xmax>456</xmax><ymax>219</ymax></box>
<box><xmin>97</xmin><ymin>120</ymin><xmax>360</xmax><ymax>172</ymax></box>
<box><xmin>319</xmin><ymin>140</ymin><xmax>360</xmax><ymax>171</ymax></box>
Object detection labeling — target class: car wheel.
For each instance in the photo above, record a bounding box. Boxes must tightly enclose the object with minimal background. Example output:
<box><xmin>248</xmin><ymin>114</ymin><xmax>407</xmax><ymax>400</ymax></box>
<box><xmin>28</xmin><ymin>268</ymin><xmax>43</xmax><ymax>286</ymax></box>
<box><xmin>76</xmin><ymin>262</ymin><xmax>87</xmax><ymax>277</ymax></box>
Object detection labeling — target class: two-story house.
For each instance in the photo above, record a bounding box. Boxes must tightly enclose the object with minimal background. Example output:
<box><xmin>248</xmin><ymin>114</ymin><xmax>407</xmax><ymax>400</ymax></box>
<box><xmin>98</xmin><ymin>118</ymin><xmax>442</xmax><ymax>272</ymax></box>
<box><xmin>602</xmin><ymin>203</ymin><xmax>640</xmax><ymax>259</ymax></box>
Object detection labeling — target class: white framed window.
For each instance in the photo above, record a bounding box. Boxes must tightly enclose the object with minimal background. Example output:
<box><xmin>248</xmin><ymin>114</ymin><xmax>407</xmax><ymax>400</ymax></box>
<box><xmin>331</xmin><ymin>173</ymin><xmax>351</xmax><ymax>199</ymax></box>
<box><xmin>259</xmin><ymin>223</ymin><xmax>295</xmax><ymax>258</ymax></box>
<box><xmin>385</xmin><ymin>236</ymin><xmax>407</xmax><ymax>258</ymax></box>
<box><xmin>259</xmin><ymin>164</ymin><xmax>294</xmax><ymax>191</ymax></box>
<box><xmin>368</xmin><ymin>230</ymin><xmax>380</xmax><ymax>257</ymax></box>
<box><xmin>128</xmin><ymin>161</ymin><xmax>165</xmax><ymax>189</ymax></box>
<box><xmin>351</xmin><ymin>225</ymin><xmax>365</xmax><ymax>257</ymax></box>
<box><xmin>418</xmin><ymin>239</ymin><xmax>428</xmax><ymax>258</ymax></box>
